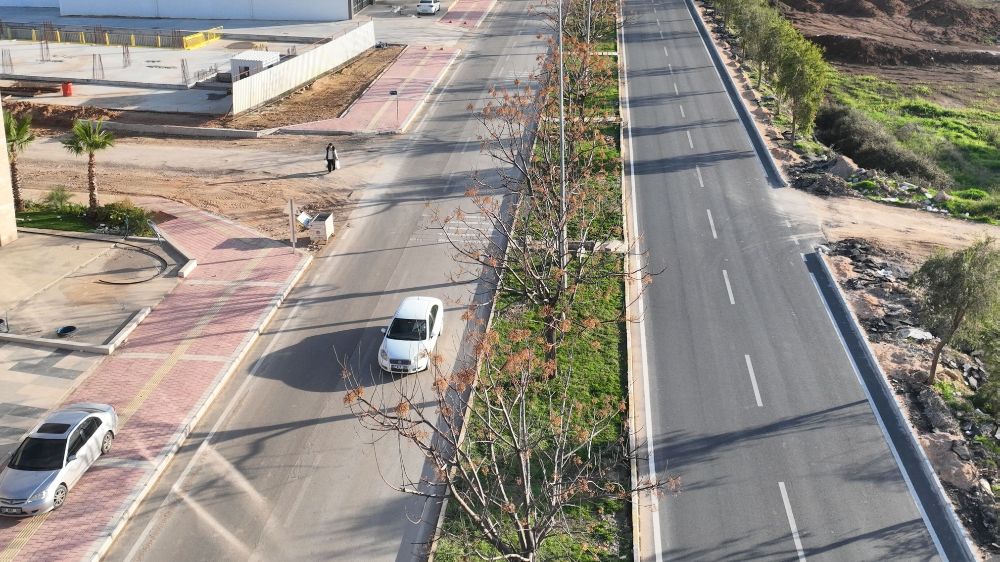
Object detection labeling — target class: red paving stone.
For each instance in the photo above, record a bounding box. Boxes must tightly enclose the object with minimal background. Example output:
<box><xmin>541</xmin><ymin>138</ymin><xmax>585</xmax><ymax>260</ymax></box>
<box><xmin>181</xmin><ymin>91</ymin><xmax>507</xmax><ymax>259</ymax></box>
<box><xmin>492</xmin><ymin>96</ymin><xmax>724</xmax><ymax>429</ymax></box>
<box><xmin>439</xmin><ymin>0</ymin><xmax>496</xmax><ymax>27</ymax></box>
<box><xmin>0</xmin><ymin>202</ymin><xmax>310</xmax><ymax>561</ymax></box>
<box><xmin>285</xmin><ymin>47</ymin><xmax>459</xmax><ymax>134</ymax></box>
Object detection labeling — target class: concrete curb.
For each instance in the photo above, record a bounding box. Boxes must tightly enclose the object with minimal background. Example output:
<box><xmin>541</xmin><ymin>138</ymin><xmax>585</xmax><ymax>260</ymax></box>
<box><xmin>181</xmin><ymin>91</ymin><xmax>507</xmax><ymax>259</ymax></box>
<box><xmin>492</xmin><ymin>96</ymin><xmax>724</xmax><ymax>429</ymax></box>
<box><xmin>87</xmin><ymin>251</ymin><xmax>314</xmax><ymax>562</ymax></box>
<box><xmin>0</xmin><ymin>307</ymin><xmax>151</xmax><ymax>355</ymax></box>
<box><xmin>398</xmin><ymin>49</ymin><xmax>461</xmax><ymax>134</ymax></box>
<box><xmin>82</xmin><ymin>120</ymin><xmax>264</xmax><ymax>140</ymax></box>
<box><xmin>148</xmin><ymin>222</ymin><xmax>198</xmax><ymax>279</ymax></box>
<box><xmin>681</xmin><ymin>0</ymin><xmax>787</xmax><ymax>187</ymax></box>
<box><xmin>811</xmin><ymin>250</ymin><xmax>977</xmax><ymax>561</ymax></box>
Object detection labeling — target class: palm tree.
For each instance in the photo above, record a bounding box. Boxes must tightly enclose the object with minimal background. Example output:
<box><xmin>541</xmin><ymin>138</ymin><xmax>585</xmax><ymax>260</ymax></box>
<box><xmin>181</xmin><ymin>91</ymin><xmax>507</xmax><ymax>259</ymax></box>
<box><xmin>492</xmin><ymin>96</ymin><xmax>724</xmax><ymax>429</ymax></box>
<box><xmin>62</xmin><ymin>119</ymin><xmax>115</xmax><ymax>214</ymax></box>
<box><xmin>4</xmin><ymin>112</ymin><xmax>36</xmax><ymax>213</ymax></box>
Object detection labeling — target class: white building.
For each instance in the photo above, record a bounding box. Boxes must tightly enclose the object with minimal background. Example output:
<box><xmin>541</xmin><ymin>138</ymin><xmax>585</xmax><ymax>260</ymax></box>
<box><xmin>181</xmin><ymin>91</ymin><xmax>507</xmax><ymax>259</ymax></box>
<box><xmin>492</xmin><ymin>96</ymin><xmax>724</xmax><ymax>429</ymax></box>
<box><xmin>0</xmin><ymin>0</ymin><xmax>368</xmax><ymax>21</ymax></box>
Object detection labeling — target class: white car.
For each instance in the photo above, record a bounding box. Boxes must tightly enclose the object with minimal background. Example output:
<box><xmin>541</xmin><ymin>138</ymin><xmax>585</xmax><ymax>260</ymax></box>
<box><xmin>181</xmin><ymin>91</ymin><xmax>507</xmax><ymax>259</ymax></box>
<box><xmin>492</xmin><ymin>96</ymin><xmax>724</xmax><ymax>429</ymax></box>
<box><xmin>378</xmin><ymin>296</ymin><xmax>444</xmax><ymax>374</ymax></box>
<box><xmin>416</xmin><ymin>0</ymin><xmax>440</xmax><ymax>15</ymax></box>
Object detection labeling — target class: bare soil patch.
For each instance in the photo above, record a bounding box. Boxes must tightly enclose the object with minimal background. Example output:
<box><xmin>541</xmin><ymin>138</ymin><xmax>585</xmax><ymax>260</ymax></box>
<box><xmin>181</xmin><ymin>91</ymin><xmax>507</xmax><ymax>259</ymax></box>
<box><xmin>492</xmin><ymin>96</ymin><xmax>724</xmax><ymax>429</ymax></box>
<box><xmin>777</xmin><ymin>0</ymin><xmax>1000</xmax><ymax>107</ymax></box>
<box><xmin>210</xmin><ymin>45</ymin><xmax>405</xmax><ymax>130</ymax></box>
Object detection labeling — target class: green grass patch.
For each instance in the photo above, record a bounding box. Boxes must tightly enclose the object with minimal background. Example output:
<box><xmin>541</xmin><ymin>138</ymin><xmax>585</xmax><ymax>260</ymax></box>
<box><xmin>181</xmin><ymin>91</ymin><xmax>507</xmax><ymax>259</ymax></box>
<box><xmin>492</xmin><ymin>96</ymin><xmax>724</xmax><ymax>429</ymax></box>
<box><xmin>827</xmin><ymin>73</ymin><xmax>1000</xmax><ymax>192</ymax></box>
<box><xmin>15</xmin><ymin>209</ymin><xmax>92</xmax><ymax>232</ymax></box>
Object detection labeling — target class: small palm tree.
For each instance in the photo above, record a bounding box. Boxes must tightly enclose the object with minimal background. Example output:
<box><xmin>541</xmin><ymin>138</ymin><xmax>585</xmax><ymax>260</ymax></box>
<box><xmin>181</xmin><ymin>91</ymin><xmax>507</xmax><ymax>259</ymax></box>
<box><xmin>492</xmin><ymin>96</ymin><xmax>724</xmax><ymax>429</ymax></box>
<box><xmin>4</xmin><ymin>112</ymin><xmax>36</xmax><ymax>212</ymax></box>
<box><xmin>62</xmin><ymin>119</ymin><xmax>115</xmax><ymax>214</ymax></box>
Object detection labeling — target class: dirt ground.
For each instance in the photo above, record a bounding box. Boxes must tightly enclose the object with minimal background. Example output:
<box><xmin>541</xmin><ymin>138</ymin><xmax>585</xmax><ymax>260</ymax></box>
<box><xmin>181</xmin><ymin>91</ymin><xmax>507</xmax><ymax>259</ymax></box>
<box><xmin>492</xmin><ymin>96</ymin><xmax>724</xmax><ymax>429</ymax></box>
<box><xmin>1</xmin><ymin>45</ymin><xmax>405</xmax><ymax>131</ymax></box>
<box><xmin>210</xmin><ymin>45</ymin><xmax>405</xmax><ymax>130</ymax></box>
<box><xmin>777</xmin><ymin>0</ymin><xmax>1000</xmax><ymax>109</ymax></box>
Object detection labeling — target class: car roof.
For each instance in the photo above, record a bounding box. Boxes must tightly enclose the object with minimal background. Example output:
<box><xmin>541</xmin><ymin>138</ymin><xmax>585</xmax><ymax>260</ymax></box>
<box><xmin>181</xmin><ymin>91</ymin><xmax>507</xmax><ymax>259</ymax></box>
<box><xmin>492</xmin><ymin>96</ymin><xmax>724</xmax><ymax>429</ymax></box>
<box><xmin>394</xmin><ymin>296</ymin><xmax>442</xmax><ymax>320</ymax></box>
<box><xmin>25</xmin><ymin>404</ymin><xmax>110</xmax><ymax>439</ymax></box>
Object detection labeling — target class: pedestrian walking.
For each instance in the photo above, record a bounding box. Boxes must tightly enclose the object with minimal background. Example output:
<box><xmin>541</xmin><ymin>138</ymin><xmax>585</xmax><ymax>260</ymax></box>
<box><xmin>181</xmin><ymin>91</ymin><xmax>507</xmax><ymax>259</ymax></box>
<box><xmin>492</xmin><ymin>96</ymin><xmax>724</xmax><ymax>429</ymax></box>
<box><xmin>325</xmin><ymin>143</ymin><xmax>336</xmax><ymax>173</ymax></box>
<box><xmin>332</xmin><ymin>145</ymin><xmax>340</xmax><ymax>171</ymax></box>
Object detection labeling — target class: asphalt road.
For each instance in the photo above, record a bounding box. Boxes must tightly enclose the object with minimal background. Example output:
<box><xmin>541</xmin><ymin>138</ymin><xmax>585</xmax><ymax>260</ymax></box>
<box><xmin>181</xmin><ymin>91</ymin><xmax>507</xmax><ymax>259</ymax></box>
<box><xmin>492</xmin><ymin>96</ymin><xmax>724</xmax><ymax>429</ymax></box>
<box><xmin>622</xmin><ymin>0</ymin><xmax>945</xmax><ymax>559</ymax></box>
<box><xmin>104</xmin><ymin>4</ymin><xmax>545</xmax><ymax>561</ymax></box>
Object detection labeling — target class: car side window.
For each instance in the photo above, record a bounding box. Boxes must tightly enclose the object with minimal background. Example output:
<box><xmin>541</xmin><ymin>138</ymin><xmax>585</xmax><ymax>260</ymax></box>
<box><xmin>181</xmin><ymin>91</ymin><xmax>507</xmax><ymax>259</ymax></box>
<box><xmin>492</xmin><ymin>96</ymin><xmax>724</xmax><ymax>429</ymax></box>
<box><xmin>82</xmin><ymin>417</ymin><xmax>101</xmax><ymax>440</ymax></box>
<box><xmin>67</xmin><ymin>427</ymin><xmax>87</xmax><ymax>457</ymax></box>
<box><xmin>429</xmin><ymin>305</ymin><xmax>439</xmax><ymax>334</ymax></box>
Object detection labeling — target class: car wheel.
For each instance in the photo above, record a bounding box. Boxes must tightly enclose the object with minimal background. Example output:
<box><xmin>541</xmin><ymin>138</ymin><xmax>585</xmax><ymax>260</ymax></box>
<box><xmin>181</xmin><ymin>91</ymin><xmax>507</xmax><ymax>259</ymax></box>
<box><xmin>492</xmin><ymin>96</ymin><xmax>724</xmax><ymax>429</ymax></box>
<box><xmin>52</xmin><ymin>484</ymin><xmax>68</xmax><ymax>510</ymax></box>
<box><xmin>100</xmin><ymin>431</ymin><xmax>114</xmax><ymax>455</ymax></box>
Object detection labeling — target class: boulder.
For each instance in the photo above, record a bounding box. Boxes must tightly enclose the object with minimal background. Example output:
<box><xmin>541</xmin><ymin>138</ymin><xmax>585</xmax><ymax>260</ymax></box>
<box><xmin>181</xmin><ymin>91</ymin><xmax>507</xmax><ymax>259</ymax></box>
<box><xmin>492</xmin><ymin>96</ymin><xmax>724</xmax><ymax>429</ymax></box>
<box><xmin>918</xmin><ymin>387</ymin><xmax>961</xmax><ymax>434</ymax></box>
<box><xmin>934</xmin><ymin>190</ymin><xmax>952</xmax><ymax>203</ymax></box>
<box><xmin>898</xmin><ymin>327</ymin><xmax>934</xmax><ymax>341</ymax></box>
<box><xmin>919</xmin><ymin>432</ymin><xmax>978</xmax><ymax>489</ymax></box>
<box><xmin>827</xmin><ymin>154</ymin><xmax>860</xmax><ymax>179</ymax></box>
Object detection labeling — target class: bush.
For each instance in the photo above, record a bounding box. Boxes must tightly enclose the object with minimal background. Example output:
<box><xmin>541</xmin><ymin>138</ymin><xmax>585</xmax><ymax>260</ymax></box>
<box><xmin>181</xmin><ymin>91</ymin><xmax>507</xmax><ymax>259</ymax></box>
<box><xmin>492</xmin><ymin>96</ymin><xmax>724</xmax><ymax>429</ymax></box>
<box><xmin>952</xmin><ymin>188</ymin><xmax>990</xmax><ymax>201</ymax></box>
<box><xmin>854</xmin><ymin>179</ymin><xmax>877</xmax><ymax>191</ymax></box>
<box><xmin>43</xmin><ymin>187</ymin><xmax>73</xmax><ymax>211</ymax></box>
<box><xmin>815</xmin><ymin>105</ymin><xmax>952</xmax><ymax>188</ymax></box>
<box><xmin>94</xmin><ymin>199</ymin><xmax>153</xmax><ymax>236</ymax></box>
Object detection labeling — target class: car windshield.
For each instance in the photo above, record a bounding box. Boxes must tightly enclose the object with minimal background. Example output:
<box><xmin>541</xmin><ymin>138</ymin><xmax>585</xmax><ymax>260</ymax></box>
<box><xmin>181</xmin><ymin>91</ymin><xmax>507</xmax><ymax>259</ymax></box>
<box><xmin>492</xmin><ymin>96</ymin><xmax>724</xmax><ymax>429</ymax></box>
<box><xmin>8</xmin><ymin>438</ymin><xmax>66</xmax><ymax>471</ymax></box>
<box><xmin>387</xmin><ymin>318</ymin><xmax>427</xmax><ymax>341</ymax></box>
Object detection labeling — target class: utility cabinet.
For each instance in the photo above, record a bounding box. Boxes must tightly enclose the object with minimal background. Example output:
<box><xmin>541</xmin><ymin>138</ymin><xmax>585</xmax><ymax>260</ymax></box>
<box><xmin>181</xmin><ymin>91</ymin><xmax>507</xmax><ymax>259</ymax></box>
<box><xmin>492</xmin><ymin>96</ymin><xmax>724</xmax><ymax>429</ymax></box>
<box><xmin>230</xmin><ymin>50</ymin><xmax>280</xmax><ymax>81</ymax></box>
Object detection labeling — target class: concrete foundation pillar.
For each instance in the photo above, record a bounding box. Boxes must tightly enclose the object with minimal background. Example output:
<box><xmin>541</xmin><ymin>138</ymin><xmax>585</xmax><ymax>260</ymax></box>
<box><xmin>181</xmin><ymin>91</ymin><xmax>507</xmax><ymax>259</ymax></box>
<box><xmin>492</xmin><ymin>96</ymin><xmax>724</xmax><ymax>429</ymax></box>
<box><xmin>0</xmin><ymin>105</ymin><xmax>16</xmax><ymax>247</ymax></box>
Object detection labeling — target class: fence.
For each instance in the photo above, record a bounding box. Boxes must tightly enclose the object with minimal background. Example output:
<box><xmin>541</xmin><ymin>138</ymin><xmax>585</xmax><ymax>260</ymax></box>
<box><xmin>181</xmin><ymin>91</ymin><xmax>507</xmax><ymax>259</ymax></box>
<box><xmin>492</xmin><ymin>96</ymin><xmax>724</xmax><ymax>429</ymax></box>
<box><xmin>231</xmin><ymin>22</ymin><xmax>375</xmax><ymax>114</ymax></box>
<box><xmin>0</xmin><ymin>22</ymin><xmax>222</xmax><ymax>50</ymax></box>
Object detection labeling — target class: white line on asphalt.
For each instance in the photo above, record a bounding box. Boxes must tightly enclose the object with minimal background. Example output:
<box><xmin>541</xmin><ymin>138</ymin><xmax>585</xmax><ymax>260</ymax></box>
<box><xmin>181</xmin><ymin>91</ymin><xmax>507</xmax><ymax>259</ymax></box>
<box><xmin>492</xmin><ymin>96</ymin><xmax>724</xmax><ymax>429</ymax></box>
<box><xmin>695</xmin><ymin>165</ymin><xmax>704</xmax><ymax>187</ymax></box>
<box><xmin>707</xmin><ymin>209</ymin><xmax>718</xmax><ymax>239</ymax></box>
<box><xmin>656</xmin><ymin>17</ymin><xmax>660</xmax><ymax>26</ymax></box>
<box><xmin>673</xmin><ymin>82</ymin><xmax>679</xmax><ymax>95</ymax></box>
<box><xmin>659</xmin><ymin>29</ymin><xmax>664</xmax><ymax>38</ymax></box>
<box><xmin>744</xmin><ymin>355</ymin><xmax>763</xmax><ymax>407</ymax></box>
<box><xmin>122</xmin><ymin>298</ymin><xmax>307</xmax><ymax>562</ymax></box>
<box><xmin>723</xmin><ymin>269</ymin><xmax>735</xmax><ymax>304</ymax></box>
<box><xmin>786</xmin><ymin>220</ymin><xmax>800</xmax><ymax>245</ymax></box>
<box><xmin>621</xmin><ymin>12</ymin><xmax>665</xmax><ymax>562</ymax></box>
<box><xmin>806</xmin><ymin>268</ymin><xmax>946</xmax><ymax>559</ymax></box>
<box><xmin>663</xmin><ymin>46</ymin><xmax>669</xmax><ymax>57</ymax></box>
<box><xmin>779</xmin><ymin>482</ymin><xmax>807</xmax><ymax>561</ymax></box>
<box><xmin>679</xmin><ymin>104</ymin><xmax>685</xmax><ymax>118</ymax></box>
<box><xmin>668</xmin><ymin>63</ymin><xmax>672</xmax><ymax>74</ymax></box>
<box><xmin>686</xmin><ymin>130</ymin><xmax>694</xmax><ymax>149</ymax></box>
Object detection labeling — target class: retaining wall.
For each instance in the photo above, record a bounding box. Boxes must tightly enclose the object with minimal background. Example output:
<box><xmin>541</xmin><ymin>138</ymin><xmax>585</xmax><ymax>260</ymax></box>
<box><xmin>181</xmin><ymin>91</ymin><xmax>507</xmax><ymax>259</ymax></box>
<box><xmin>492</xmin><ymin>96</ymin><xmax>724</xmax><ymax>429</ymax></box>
<box><xmin>231</xmin><ymin>21</ymin><xmax>374</xmax><ymax>114</ymax></box>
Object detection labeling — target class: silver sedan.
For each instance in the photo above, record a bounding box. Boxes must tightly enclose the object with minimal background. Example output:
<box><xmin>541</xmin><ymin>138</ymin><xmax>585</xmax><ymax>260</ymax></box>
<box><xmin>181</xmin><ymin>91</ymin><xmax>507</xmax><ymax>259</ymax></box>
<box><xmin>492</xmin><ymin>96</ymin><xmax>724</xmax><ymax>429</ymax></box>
<box><xmin>0</xmin><ymin>403</ymin><xmax>118</xmax><ymax>517</ymax></box>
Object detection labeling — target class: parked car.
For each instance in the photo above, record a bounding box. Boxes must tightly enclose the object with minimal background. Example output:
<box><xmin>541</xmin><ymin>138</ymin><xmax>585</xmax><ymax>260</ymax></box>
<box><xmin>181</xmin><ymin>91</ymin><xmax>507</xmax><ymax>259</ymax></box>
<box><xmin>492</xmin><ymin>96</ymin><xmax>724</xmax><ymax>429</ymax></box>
<box><xmin>378</xmin><ymin>296</ymin><xmax>444</xmax><ymax>374</ymax></box>
<box><xmin>416</xmin><ymin>0</ymin><xmax>441</xmax><ymax>15</ymax></box>
<box><xmin>0</xmin><ymin>403</ymin><xmax>118</xmax><ymax>517</ymax></box>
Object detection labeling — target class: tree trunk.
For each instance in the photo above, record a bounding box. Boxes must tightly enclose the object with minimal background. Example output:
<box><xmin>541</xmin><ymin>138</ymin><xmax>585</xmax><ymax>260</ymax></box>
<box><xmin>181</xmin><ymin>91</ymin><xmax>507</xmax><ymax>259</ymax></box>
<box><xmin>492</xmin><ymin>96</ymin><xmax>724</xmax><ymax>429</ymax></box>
<box><xmin>544</xmin><ymin>313</ymin><xmax>557</xmax><ymax>365</ymax></box>
<box><xmin>790</xmin><ymin>113</ymin><xmax>797</xmax><ymax>144</ymax></box>
<box><xmin>87</xmin><ymin>151</ymin><xmax>98</xmax><ymax>213</ymax></box>
<box><xmin>927</xmin><ymin>337</ymin><xmax>947</xmax><ymax>384</ymax></box>
<box><xmin>9</xmin><ymin>155</ymin><xmax>23</xmax><ymax>212</ymax></box>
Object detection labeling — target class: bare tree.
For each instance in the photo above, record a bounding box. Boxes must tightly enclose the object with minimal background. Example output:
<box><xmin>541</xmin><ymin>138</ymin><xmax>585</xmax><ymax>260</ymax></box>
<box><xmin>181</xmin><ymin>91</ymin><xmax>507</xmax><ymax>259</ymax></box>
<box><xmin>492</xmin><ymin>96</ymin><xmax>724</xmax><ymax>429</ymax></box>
<box><xmin>343</xmin><ymin>322</ymin><xmax>662</xmax><ymax>561</ymax></box>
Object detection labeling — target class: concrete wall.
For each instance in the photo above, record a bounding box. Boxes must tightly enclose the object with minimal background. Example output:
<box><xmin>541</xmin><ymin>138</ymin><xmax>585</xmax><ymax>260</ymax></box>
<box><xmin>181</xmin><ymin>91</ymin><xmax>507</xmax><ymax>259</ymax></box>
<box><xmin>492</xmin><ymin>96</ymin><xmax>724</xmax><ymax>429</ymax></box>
<box><xmin>57</xmin><ymin>0</ymin><xmax>350</xmax><ymax>20</ymax></box>
<box><xmin>231</xmin><ymin>21</ymin><xmax>374</xmax><ymax>114</ymax></box>
<box><xmin>0</xmin><ymin>105</ymin><xmax>17</xmax><ymax>247</ymax></box>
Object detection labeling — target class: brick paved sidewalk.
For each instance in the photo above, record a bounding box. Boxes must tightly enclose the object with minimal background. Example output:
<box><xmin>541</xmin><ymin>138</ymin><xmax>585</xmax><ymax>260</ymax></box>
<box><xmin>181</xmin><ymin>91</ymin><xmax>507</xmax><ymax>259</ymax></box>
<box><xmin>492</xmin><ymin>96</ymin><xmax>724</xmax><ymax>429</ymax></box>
<box><xmin>0</xmin><ymin>201</ymin><xmax>311</xmax><ymax>562</ymax></box>
<box><xmin>284</xmin><ymin>47</ymin><xmax>459</xmax><ymax>135</ymax></box>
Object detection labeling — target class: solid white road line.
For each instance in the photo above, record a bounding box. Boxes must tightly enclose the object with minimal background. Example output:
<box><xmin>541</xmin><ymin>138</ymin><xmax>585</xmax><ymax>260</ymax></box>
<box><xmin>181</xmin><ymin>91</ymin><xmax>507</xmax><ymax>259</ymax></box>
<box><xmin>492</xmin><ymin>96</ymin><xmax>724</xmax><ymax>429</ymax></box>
<box><xmin>673</xmin><ymin>82</ymin><xmax>679</xmax><ymax>95</ymax></box>
<box><xmin>779</xmin><ymin>482</ymin><xmax>807</xmax><ymax>561</ymax></box>
<box><xmin>621</xmin><ymin>9</ymin><xmax>665</xmax><ymax>561</ymax></box>
<box><xmin>806</xmin><ymin>268</ymin><xmax>946</xmax><ymax>559</ymax></box>
<box><xmin>722</xmin><ymin>269</ymin><xmax>735</xmax><ymax>304</ymax></box>
<box><xmin>707</xmin><ymin>209</ymin><xmax>718</xmax><ymax>239</ymax></box>
<box><xmin>695</xmin><ymin>165</ymin><xmax>704</xmax><ymax>187</ymax></box>
<box><xmin>679</xmin><ymin>104</ymin><xmax>685</xmax><ymax>118</ymax></box>
<box><xmin>686</xmin><ymin>130</ymin><xmax>694</xmax><ymax>149</ymax></box>
<box><xmin>663</xmin><ymin>46</ymin><xmax>669</xmax><ymax>57</ymax></box>
<box><xmin>744</xmin><ymin>355</ymin><xmax>763</xmax><ymax>407</ymax></box>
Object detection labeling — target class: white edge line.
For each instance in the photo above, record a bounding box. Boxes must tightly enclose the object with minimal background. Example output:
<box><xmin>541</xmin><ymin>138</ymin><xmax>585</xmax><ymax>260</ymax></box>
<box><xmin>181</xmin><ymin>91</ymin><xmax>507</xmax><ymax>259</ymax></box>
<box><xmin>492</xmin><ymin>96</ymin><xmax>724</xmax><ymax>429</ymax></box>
<box><xmin>706</xmin><ymin>209</ymin><xmax>717</xmax><ymax>239</ymax></box>
<box><xmin>722</xmin><ymin>269</ymin><xmax>735</xmax><ymax>304</ymax></box>
<box><xmin>805</xmin><ymin>268</ymin><xmax>947</xmax><ymax>559</ymax></box>
<box><xmin>622</xmin><ymin>10</ymin><xmax>665</xmax><ymax>562</ymax></box>
<box><xmin>779</xmin><ymin>482</ymin><xmax>807</xmax><ymax>561</ymax></box>
<box><xmin>744</xmin><ymin>354</ymin><xmax>763</xmax><ymax>407</ymax></box>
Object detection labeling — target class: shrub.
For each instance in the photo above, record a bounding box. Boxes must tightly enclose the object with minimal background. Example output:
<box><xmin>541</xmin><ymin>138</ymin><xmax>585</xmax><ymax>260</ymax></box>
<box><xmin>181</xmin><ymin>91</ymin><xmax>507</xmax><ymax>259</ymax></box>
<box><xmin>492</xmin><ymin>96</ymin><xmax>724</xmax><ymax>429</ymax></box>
<box><xmin>94</xmin><ymin>199</ymin><xmax>153</xmax><ymax>236</ymax></box>
<box><xmin>815</xmin><ymin>105</ymin><xmax>952</xmax><ymax>187</ymax></box>
<box><xmin>854</xmin><ymin>179</ymin><xmax>877</xmax><ymax>191</ymax></box>
<box><xmin>952</xmin><ymin>188</ymin><xmax>990</xmax><ymax>201</ymax></box>
<box><xmin>43</xmin><ymin>186</ymin><xmax>73</xmax><ymax>211</ymax></box>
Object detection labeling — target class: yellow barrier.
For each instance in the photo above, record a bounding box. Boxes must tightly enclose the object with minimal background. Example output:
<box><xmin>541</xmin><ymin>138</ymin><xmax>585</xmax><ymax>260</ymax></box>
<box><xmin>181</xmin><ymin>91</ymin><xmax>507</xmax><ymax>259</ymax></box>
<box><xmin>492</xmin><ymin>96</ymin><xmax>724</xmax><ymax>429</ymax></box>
<box><xmin>181</xmin><ymin>26</ymin><xmax>222</xmax><ymax>50</ymax></box>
